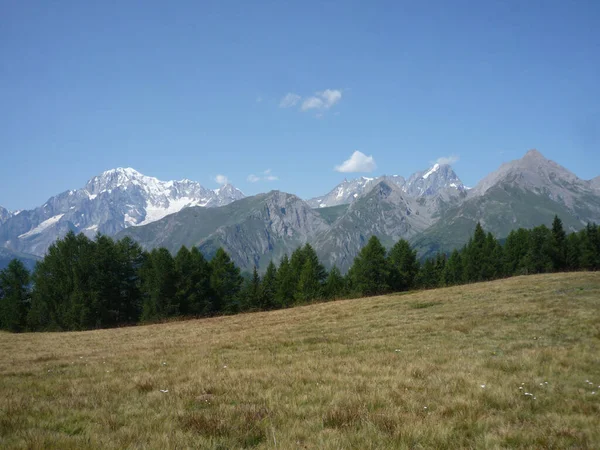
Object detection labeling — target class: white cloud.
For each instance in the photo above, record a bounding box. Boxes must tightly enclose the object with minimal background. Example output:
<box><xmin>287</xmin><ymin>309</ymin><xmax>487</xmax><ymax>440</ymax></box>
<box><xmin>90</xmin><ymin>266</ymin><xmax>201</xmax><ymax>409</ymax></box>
<box><xmin>279</xmin><ymin>93</ymin><xmax>301</xmax><ymax>108</ymax></box>
<box><xmin>301</xmin><ymin>89</ymin><xmax>342</xmax><ymax>111</ymax></box>
<box><xmin>435</xmin><ymin>155</ymin><xmax>459</xmax><ymax>165</ymax></box>
<box><xmin>334</xmin><ymin>151</ymin><xmax>376</xmax><ymax>173</ymax></box>
<box><xmin>215</xmin><ymin>174</ymin><xmax>229</xmax><ymax>185</ymax></box>
<box><xmin>247</xmin><ymin>169</ymin><xmax>279</xmax><ymax>182</ymax></box>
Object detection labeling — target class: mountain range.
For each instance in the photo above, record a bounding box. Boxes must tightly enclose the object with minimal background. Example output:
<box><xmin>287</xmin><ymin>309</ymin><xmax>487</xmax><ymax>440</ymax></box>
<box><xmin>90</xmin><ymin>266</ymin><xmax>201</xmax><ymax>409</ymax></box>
<box><xmin>0</xmin><ymin>168</ymin><xmax>244</xmax><ymax>259</ymax></box>
<box><xmin>1</xmin><ymin>149</ymin><xmax>599</xmax><ymax>272</ymax></box>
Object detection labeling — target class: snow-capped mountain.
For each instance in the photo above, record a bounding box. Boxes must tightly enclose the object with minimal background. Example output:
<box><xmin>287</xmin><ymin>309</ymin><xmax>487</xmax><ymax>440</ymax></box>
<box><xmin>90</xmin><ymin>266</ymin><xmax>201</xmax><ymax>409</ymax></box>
<box><xmin>307</xmin><ymin>176</ymin><xmax>406</xmax><ymax>208</ymax></box>
<box><xmin>0</xmin><ymin>206</ymin><xmax>11</xmax><ymax>225</ymax></box>
<box><xmin>307</xmin><ymin>163</ymin><xmax>465</xmax><ymax>208</ymax></box>
<box><xmin>0</xmin><ymin>168</ymin><xmax>244</xmax><ymax>256</ymax></box>
<box><xmin>404</xmin><ymin>163</ymin><xmax>466</xmax><ymax>197</ymax></box>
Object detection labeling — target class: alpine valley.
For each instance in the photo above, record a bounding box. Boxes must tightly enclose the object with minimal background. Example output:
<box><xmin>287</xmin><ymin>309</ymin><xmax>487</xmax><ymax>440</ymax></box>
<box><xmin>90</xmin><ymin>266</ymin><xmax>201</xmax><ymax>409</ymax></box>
<box><xmin>1</xmin><ymin>149</ymin><xmax>599</xmax><ymax>272</ymax></box>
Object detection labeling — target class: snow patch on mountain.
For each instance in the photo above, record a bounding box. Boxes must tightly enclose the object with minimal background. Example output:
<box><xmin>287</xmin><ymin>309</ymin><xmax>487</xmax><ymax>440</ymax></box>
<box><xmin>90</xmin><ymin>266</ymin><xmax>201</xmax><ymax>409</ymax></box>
<box><xmin>18</xmin><ymin>214</ymin><xmax>65</xmax><ymax>239</ymax></box>
<box><xmin>422</xmin><ymin>164</ymin><xmax>440</xmax><ymax>179</ymax></box>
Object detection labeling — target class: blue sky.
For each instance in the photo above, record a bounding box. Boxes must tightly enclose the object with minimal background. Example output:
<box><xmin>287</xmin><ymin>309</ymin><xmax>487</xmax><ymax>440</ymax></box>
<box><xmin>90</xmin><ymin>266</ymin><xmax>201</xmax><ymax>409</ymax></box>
<box><xmin>1</xmin><ymin>0</ymin><xmax>599</xmax><ymax>211</ymax></box>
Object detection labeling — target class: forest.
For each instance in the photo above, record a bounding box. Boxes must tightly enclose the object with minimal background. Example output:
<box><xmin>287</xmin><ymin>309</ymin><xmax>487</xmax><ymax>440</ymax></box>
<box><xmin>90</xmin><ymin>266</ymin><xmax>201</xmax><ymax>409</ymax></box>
<box><xmin>0</xmin><ymin>216</ymin><xmax>599</xmax><ymax>332</ymax></box>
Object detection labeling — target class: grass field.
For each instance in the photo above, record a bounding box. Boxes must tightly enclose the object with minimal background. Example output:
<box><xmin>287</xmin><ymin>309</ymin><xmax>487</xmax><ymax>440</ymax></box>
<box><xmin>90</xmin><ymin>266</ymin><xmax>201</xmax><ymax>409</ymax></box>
<box><xmin>1</xmin><ymin>273</ymin><xmax>599</xmax><ymax>449</ymax></box>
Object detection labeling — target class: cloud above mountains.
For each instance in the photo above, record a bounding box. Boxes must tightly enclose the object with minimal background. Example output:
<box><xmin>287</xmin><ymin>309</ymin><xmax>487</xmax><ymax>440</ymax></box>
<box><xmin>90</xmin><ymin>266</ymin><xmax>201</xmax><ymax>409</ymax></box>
<box><xmin>335</xmin><ymin>151</ymin><xmax>376</xmax><ymax>173</ymax></box>
<box><xmin>279</xmin><ymin>89</ymin><xmax>342</xmax><ymax>115</ymax></box>
<box><xmin>247</xmin><ymin>169</ymin><xmax>279</xmax><ymax>183</ymax></box>
<box><xmin>434</xmin><ymin>155</ymin><xmax>460</xmax><ymax>165</ymax></box>
<box><xmin>215</xmin><ymin>174</ymin><xmax>229</xmax><ymax>185</ymax></box>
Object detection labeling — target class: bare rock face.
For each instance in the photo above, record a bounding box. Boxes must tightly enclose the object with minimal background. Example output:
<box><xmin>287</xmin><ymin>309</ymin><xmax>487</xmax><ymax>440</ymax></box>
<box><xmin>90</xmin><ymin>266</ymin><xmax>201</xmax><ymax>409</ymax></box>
<box><xmin>0</xmin><ymin>206</ymin><xmax>11</xmax><ymax>225</ymax></box>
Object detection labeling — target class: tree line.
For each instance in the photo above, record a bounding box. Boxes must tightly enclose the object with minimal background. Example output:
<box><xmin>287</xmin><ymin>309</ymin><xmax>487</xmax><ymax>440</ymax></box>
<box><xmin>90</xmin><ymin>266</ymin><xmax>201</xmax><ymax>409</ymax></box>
<box><xmin>1</xmin><ymin>216</ymin><xmax>599</xmax><ymax>332</ymax></box>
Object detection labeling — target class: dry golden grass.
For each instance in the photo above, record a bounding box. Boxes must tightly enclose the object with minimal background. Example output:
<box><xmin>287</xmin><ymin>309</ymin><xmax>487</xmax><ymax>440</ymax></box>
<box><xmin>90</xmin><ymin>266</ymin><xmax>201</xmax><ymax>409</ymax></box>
<box><xmin>1</xmin><ymin>272</ymin><xmax>599</xmax><ymax>449</ymax></box>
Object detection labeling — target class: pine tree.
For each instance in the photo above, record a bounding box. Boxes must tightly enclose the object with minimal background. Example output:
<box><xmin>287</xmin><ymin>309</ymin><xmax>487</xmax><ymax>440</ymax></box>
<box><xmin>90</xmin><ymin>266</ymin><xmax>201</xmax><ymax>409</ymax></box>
<box><xmin>442</xmin><ymin>249</ymin><xmax>463</xmax><ymax>286</ymax></box>
<box><xmin>296</xmin><ymin>258</ymin><xmax>321</xmax><ymax>302</ymax></box>
<box><xmin>347</xmin><ymin>236</ymin><xmax>389</xmax><ymax>296</ymax></box>
<box><xmin>247</xmin><ymin>266</ymin><xmax>261</xmax><ymax>310</ymax></box>
<box><xmin>416</xmin><ymin>257</ymin><xmax>437</xmax><ymax>289</ymax></box>
<box><xmin>565</xmin><ymin>232</ymin><xmax>581</xmax><ymax>270</ymax></box>
<box><xmin>140</xmin><ymin>248</ymin><xmax>178</xmax><ymax>321</ymax></box>
<box><xmin>463</xmin><ymin>222</ymin><xmax>487</xmax><ymax>282</ymax></box>
<box><xmin>550</xmin><ymin>215</ymin><xmax>567</xmax><ymax>271</ymax></box>
<box><xmin>0</xmin><ymin>259</ymin><xmax>31</xmax><ymax>332</ymax></box>
<box><xmin>324</xmin><ymin>266</ymin><xmax>346</xmax><ymax>299</ymax></box>
<box><xmin>275</xmin><ymin>254</ymin><xmax>295</xmax><ymax>307</ymax></box>
<box><xmin>115</xmin><ymin>236</ymin><xmax>145</xmax><ymax>323</ymax></box>
<box><xmin>387</xmin><ymin>239</ymin><xmax>419</xmax><ymax>291</ymax></box>
<box><xmin>503</xmin><ymin>228</ymin><xmax>530</xmax><ymax>275</ymax></box>
<box><xmin>209</xmin><ymin>248</ymin><xmax>243</xmax><ymax>314</ymax></box>
<box><xmin>524</xmin><ymin>225</ymin><xmax>553</xmax><ymax>274</ymax></box>
<box><xmin>259</xmin><ymin>261</ymin><xmax>277</xmax><ymax>309</ymax></box>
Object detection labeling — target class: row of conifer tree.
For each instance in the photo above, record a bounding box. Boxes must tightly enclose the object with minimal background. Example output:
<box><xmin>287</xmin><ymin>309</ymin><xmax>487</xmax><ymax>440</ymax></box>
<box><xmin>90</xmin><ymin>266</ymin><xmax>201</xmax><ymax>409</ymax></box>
<box><xmin>0</xmin><ymin>216</ymin><xmax>598</xmax><ymax>332</ymax></box>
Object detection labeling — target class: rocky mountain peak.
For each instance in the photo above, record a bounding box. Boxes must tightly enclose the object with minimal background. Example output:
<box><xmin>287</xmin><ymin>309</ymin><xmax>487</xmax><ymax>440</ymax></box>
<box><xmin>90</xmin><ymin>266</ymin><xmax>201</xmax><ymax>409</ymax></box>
<box><xmin>0</xmin><ymin>206</ymin><xmax>12</xmax><ymax>225</ymax></box>
<box><xmin>404</xmin><ymin>163</ymin><xmax>465</xmax><ymax>197</ymax></box>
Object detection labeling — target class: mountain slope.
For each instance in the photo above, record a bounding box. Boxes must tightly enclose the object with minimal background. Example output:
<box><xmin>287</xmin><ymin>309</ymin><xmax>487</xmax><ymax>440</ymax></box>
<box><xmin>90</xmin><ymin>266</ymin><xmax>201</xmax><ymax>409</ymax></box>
<box><xmin>0</xmin><ymin>168</ymin><xmax>244</xmax><ymax>257</ymax></box>
<box><xmin>307</xmin><ymin>175</ymin><xmax>405</xmax><ymax>208</ymax></box>
<box><xmin>311</xmin><ymin>181</ymin><xmax>434</xmax><ymax>271</ymax></box>
<box><xmin>118</xmin><ymin>191</ymin><xmax>330</xmax><ymax>271</ymax></box>
<box><xmin>0</xmin><ymin>247</ymin><xmax>39</xmax><ymax>271</ymax></box>
<box><xmin>412</xmin><ymin>150</ymin><xmax>600</xmax><ymax>258</ymax></box>
<box><xmin>0</xmin><ymin>206</ymin><xmax>11</xmax><ymax>225</ymax></box>
<box><xmin>307</xmin><ymin>164</ymin><xmax>465</xmax><ymax>209</ymax></box>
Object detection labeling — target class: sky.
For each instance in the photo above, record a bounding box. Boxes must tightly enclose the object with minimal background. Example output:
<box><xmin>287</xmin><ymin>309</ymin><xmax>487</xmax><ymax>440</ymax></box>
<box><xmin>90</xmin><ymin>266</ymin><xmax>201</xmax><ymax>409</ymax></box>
<box><xmin>1</xmin><ymin>0</ymin><xmax>599</xmax><ymax>211</ymax></box>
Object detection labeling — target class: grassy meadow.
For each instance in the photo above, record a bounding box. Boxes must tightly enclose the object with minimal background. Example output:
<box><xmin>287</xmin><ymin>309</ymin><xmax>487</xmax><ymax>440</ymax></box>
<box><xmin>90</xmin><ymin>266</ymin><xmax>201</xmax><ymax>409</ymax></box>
<box><xmin>1</xmin><ymin>272</ymin><xmax>599</xmax><ymax>449</ymax></box>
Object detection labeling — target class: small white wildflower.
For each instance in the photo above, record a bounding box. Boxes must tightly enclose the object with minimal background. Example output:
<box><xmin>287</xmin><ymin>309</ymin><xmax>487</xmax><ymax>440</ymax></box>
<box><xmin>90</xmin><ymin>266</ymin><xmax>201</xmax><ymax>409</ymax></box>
<box><xmin>533</xmin><ymin>397</ymin><xmax>536</xmax><ymax>400</ymax></box>
<box><xmin>160</xmin><ymin>389</ymin><xmax>169</xmax><ymax>393</ymax></box>
<box><xmin>424</xmin><ymin>406</ymin><xmax>428</xmax><ymax>409</ymax></box>
<box><xmin>592</xmin><ymin>392</ymin><xmax>596</xmax><ymax>395</ymax></box>
<box><xmin>162</xmin><ymin>362</ymin><xmax>167</xmax><ymax>366</ymax></box>
<box><xmin>480</xmin><ymin>384</ymin><xmax>486</xmax><ymax>388</ymax></box>
<box><xmin>223</xmin><ymin>365</ymin><xmax>227</xmax><ymax>368</ymax></box>
<box><xmin>544</xmin><ymin>381</ymin><xmax>548</xmax><ymax>384</ymax></box>
<box><xmin>519</xmin><ymin>387</ymin><xmax>523</xmax><ymax>390</ymax></box>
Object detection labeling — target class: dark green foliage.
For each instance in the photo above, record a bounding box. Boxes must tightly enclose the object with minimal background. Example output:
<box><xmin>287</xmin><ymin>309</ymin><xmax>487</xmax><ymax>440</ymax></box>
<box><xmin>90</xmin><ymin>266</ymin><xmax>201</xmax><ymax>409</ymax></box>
<box><xmin>324</xmin><ymin>266</ymin><xmax>346</xmax><ymax>299</ymax></box>
<box><xmin>387</xmin><ymin>239</ymin><xmax>419</xmax><ymax>291</ymax></box>
<box><xmin>347</xmin><ymin>236</ymin><xmax>390</xmax><ymax>296</ymax></box>
<box><xmin>416</xmin><ymin>257</ymin><xmax>438</xmax><ymax>289</ymax></box>
<box><xmin>209</xmin><ymin>248</ymin><xmax>243</xmax><ymax>314</ymax></box>
<box><xmin>294</xmin><ymin>244</ymin><xmax>326</xmax><ymax>302</ymax></box>
<box><xmin>275</xmin><ymin>254</ymin><xmax>295</xmax><ymax>307</ymax></box>
<box><xmin>550</xmin><ymin>216</ymin><xmax>567</xmax><ymax>271</ymax></box>
<box><xmin>3</xmin><ymin>215</ymin><xmax>598</xmax><ymax>333</ymax></box>
<box><xmin>140</xmin><ymin>247</ymin><xmax>178</xmax><ymax>321</ymax></box>
<box><xmin>442</xmin><ymin>249</ymin><xmax>463</xmax><ymax>286</ymax></box>
<box><xmin>174</xmin><ymin>246</ymin><xmax>212</xmax><ymax>316</ymax></box>
<box><xmin>523</xmin><ymin>225</ymin><xmax>553</xmax><ymax>274</ymax></box>
<box><xmin>259</xmin><ymin>261</ymin><xmax>277</xmax><ymax>309</ymax></box>
<box><xmin>0</xmin><ymin>259</ymin><xmax>30</xmax><ymax>332</ymax></box>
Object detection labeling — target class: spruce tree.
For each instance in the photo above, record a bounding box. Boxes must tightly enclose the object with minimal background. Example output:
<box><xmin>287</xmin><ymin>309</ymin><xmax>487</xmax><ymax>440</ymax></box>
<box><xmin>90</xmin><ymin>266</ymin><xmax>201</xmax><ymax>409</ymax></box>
<box><xmin>275</xmin><ymin>254</ymin><xmax>295</xmax><ymax>307</ymax></box>
<box><xmin>550</xmin><ymin>215</ymin><xmax>567</xmax><ymax>271</ymax></box>
<box><xmin>348</xmin><ymin>236</ymin><xmax>389</xmax><ymax>296</ymax></box>
<box><xmin>324</xmin><ymin>266</ymin><xmax>346</xmax><ymax>299</ymax></box>
<box><xmin>140</xmin><ymin>248</ymin><xmax>178</xmax><ymax>321</ymax></box>
<box><xmin>0</xmin><ymin>259</ymin><xmax>30</xmax><ymax>332</ymax></box>
<box><xmin>387</xmin><ymin>239</ymin><xmax>419</xmax><ymax>292</ymax></box>
<box><xmin>209</xmin><ymin>248</ymin><xmax>243</xmax><ymax>314</ymax></box>
<box><xmin>259</xmin><ymin>261</ymin><xmax>277</xmax><ymax>309</ymax></box>
<box><xmin>442</xmin><ymin>249</ymin><xmax>463</xmax><ymax>286</ymax></box>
